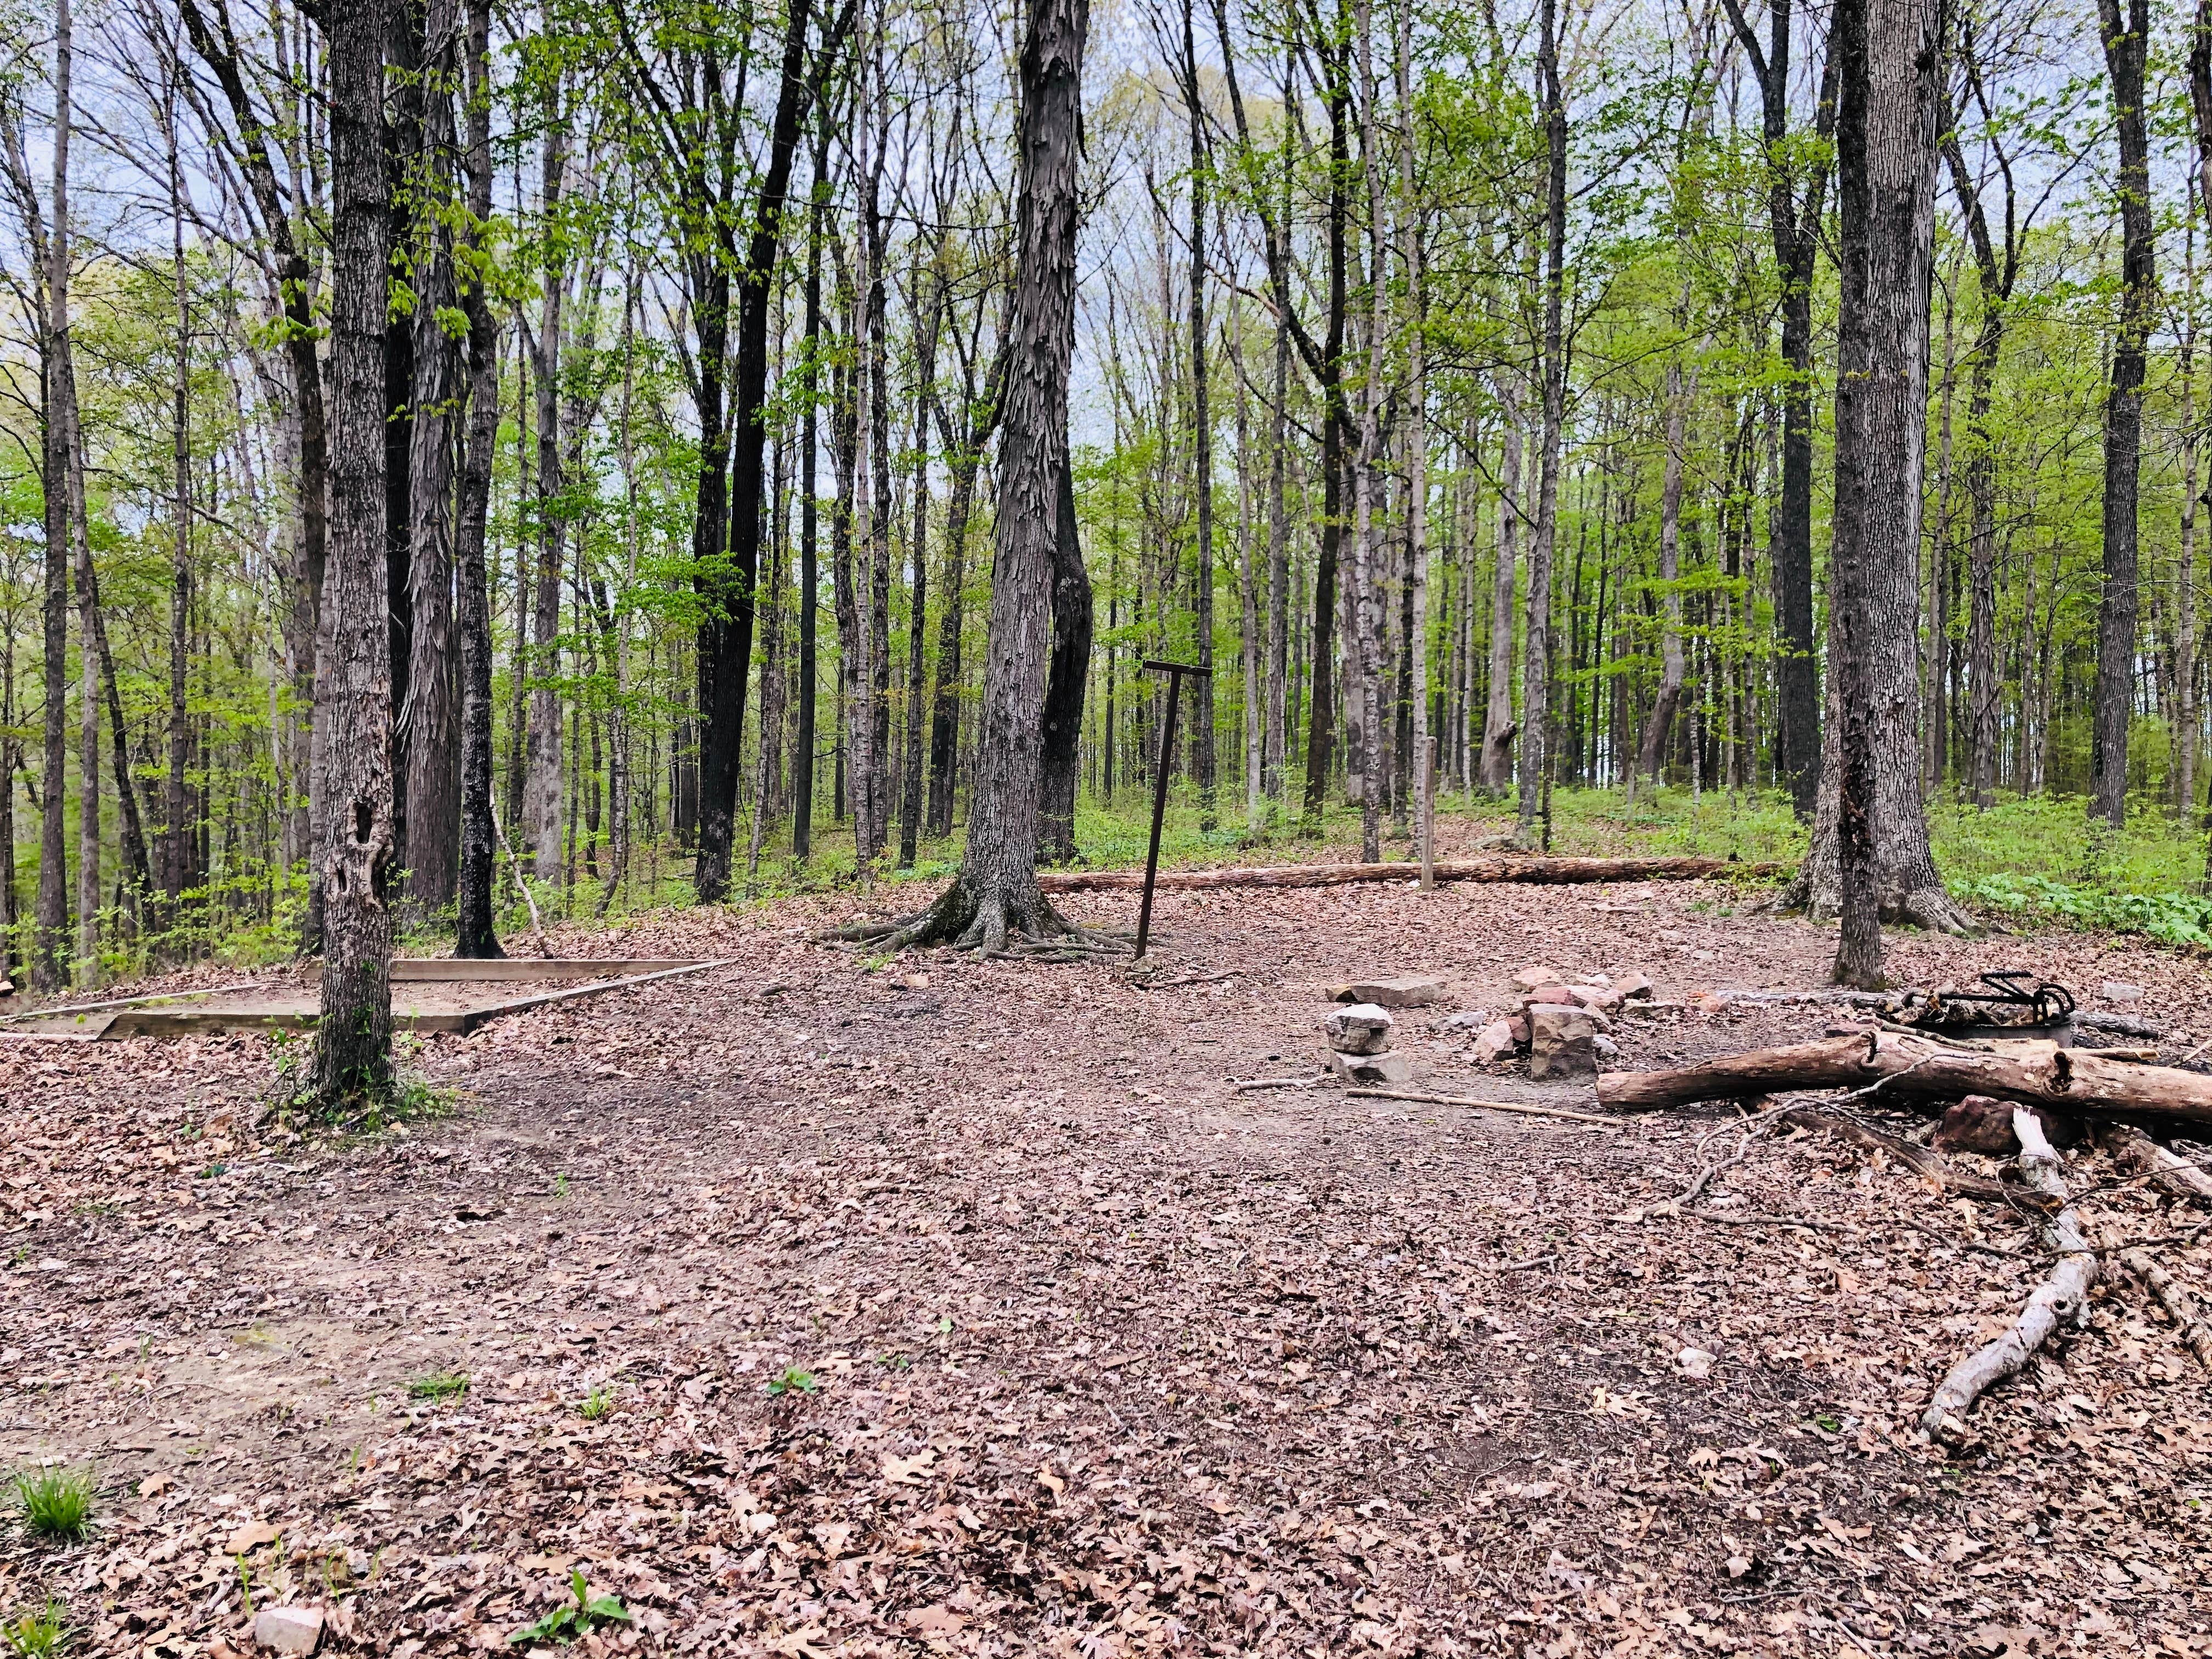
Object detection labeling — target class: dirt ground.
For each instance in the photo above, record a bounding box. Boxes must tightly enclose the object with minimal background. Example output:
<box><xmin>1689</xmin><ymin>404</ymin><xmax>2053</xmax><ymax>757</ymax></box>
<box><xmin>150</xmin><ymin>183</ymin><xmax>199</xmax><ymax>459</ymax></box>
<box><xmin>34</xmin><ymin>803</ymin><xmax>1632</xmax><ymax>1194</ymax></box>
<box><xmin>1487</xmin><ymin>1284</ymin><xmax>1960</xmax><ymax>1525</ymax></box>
<box><xmin>3</xmin><ymin>867</ymin><xmax>2211</xmax><ymax>1657</ymax></box>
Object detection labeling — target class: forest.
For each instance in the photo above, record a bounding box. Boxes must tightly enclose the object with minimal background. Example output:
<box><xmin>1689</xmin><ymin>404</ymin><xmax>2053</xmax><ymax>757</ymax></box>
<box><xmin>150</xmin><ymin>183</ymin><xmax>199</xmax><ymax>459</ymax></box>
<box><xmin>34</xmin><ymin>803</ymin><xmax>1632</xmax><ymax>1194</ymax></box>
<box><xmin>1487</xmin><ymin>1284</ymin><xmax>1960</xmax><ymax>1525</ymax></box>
<box><xmin>0</xmin><ymin>0</ymin><xmax>2191</xmax><ymax>999</ymax></box>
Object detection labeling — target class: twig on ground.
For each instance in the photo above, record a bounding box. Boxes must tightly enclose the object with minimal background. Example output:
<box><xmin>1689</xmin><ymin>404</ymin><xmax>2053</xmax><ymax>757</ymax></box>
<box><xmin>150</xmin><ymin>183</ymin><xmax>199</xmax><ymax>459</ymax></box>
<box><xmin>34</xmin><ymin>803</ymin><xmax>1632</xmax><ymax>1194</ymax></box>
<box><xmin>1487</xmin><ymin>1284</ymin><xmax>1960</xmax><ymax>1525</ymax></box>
<box><xmin>1680</xmin><ymin>1129</ymin><xmax>1751</xmax><ymax>1205</ymax></box>
<box><xmin>1342</xmin><ymin>1088</ymin><xmax>1620</xmax><ymax>1127</ymax></box>
<box><xmin>1678</xmin><ymin>1209</ymin><xmax>1839</xmax><ymax>1231</ymax></box>
<box><xmin>1233</xmin><ymin>1075</ymin><xmax>1335</xmax><ymax>1093</ymax></box>
<box><xmin>1922</xmin><ymin>1108</ymin><xmax>2099</xmax><ymax>1436</ymax></box>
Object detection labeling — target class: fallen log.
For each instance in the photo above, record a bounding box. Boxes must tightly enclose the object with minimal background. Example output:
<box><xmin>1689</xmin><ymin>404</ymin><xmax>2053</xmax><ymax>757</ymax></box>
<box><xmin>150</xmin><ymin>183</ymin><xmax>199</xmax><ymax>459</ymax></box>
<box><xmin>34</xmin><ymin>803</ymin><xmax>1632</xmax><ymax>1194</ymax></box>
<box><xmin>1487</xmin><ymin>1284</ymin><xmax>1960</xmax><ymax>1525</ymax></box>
<box><xmin>1922</xmin><ymin>1108</ymin><xmax>2098</xmax><ymax>1436</ymax></box>
<box><xmin>1036</xmin><ymin>854</ymin><xmax>1779</xmax><ymax>895</ymax></box>
<box><xmin>1599</xmin><ymin>1029</ymin><xmax>2212</xmax><ymax>1132</ymax></box>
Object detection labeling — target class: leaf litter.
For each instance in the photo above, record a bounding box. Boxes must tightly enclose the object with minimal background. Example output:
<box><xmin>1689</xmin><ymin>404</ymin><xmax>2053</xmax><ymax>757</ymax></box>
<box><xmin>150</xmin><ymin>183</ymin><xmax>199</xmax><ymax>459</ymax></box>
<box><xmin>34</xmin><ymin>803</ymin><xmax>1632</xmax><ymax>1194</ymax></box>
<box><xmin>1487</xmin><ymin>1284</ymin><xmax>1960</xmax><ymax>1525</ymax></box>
<box><xmin>0</xmin><ymin>876</ymin><xmax>2207</xmax><ymax>1654</ymax></box>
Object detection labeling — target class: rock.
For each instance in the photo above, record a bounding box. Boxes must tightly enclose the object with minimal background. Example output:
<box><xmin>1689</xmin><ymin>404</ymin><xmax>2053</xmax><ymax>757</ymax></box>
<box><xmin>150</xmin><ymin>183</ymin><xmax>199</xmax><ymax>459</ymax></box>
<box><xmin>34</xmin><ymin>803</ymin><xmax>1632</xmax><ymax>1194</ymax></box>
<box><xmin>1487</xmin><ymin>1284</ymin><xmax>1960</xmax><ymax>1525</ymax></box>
<box><xmin>1677</xmin><ymin>1346</ymin><xmax>1716</xmax><ymax>1380</ymax></box>
<box><xmin>1440</xmin><ymin>1009</ymin><xmax>1489</xmax><ymax>1032</ymax></box>
<box><xmin>1933</xmin><ymin>1096</ymin><xmax>2084</xmax><ymax>1155</ymax></box>
<box><xmin>1328</xmin><ymin>1048</ymin><xmax>1414</xmax><ymax>1085</ymax></box>
<box><xmin>1614</xmin><ymin>971</ymin><xmax>1655</xmax><ymax>1001</ymax></box>
<box><xmin>1331</xmin><ymin>975</ymin><xmax>1447</xmax><ymax>1008</ymax></box>
<box><xmin>1509</xmin><ymin>965</ymin><xmax>1564</xmax><ymax>993</ymax></box>
<box><xmin>901</xmin><ymin>971</ymin><xmax>931</xmax><ymax>990</ymax></box>
<box><xmin>1322</xmin><ymin>1003</ymin><xmax>1395</xmax><ymax>1054</ymax></box>
<box><xmin>1527</xmin><ymin>1006</ymin><xmax>1600</xmax><ymax>1080</ymax></box>
<box><xmin>1505</xmin><ymin>1014</ymin><xmax>1530</xmax><ymax>1043</ymax></box>
<box><xmin>1472</xmin><ymin>1020</ymin><xmax>1518</xmax><ymax>1064</ymax></box>
<box><xmin>1592</xmin><ymin>1034</ymin><xmax>1621</xmax><ymax>1062</ymax></box>
<box><xmin>1521</xmin><ymin>995</ymin><xmax>1610</xmax><ymax>1032</ymax></box>
<box><xmin>2101</xmin><ymin>980</ymin><xmax>2144</xmax><ymax>1005</ymax></box>
<box><xmin>255</xmin><ymin>1607</ymin><xmax>324</xmax><ymax>1655</ymax></box>
<box><xmin>1564</xmin><ymin>984</ymin><xmax>1624</xmax><ymax>1013</ymax></box>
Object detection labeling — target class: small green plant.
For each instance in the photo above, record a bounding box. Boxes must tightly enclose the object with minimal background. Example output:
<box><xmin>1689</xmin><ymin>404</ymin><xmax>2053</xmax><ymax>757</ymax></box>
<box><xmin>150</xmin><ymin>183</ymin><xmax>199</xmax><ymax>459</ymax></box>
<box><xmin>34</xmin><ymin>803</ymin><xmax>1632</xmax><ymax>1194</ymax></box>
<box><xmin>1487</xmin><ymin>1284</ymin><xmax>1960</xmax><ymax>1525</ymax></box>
<box><xmin>406</xmin><ymin>1372</ymin><xmax>469</xmax><ymax>1403</ymax></box>
<box><xmin>552</xmin><ymin>1172</ymin><xmax>571</xmax><ymax>1199</ymax></box>
<box><xmin>765</xmin><ymin>1367</ymin><xmax>818</xmax><ymax>1398</ymax></box>
<box><xmin>579</xmin><ymin>1385</ymin><xmax>614</xmax><ymax>1420</ymax></box>
<box><xmin>236</xmin><ymin>1555</ymin><xmax>255</xmax><ymax>1616</ymax></box>
<box><xmin>509</xmin><ymin>1570</ymin><xmax>630</xmax><ymax>1645</ymax></box>
<box><xmin>11</xmin><ymin>1469</ymin><xmax>94</xmax><ymax>1542</ymax></box>
<box><xmin>2</xmin><ymin>1601</ymin><xmax>69</xmax><ymax>1657</ymax></box>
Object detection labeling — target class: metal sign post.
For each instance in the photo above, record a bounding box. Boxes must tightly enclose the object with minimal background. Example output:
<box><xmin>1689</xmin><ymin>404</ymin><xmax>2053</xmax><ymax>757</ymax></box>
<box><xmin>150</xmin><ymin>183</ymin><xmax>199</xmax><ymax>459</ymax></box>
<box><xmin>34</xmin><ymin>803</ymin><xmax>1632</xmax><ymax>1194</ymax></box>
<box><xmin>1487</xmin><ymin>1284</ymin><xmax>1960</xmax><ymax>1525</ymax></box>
<box><xmin>1135</xmin><ymin>659</ymin><xmax>1212</xmax><ymax>961</ymax></box>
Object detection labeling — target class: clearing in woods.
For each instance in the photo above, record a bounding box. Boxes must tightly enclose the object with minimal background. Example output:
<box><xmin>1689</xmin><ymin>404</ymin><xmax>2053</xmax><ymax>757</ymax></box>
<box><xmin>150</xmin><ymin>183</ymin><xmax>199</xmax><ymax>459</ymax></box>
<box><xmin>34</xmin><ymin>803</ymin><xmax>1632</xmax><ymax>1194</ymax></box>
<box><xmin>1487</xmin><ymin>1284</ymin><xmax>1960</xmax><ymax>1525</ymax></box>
<box><xmin>1</xmin><ymin>871</ymin><xmax>2208</xmax><ymax>1655</ymax></box>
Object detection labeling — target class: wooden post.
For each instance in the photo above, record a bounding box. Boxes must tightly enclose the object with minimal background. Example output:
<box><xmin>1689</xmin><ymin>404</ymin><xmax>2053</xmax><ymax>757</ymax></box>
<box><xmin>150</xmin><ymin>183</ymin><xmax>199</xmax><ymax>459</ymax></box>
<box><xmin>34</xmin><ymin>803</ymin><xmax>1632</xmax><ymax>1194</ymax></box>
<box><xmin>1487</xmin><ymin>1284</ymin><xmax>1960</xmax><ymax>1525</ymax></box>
<box><xmin>1136</xmin><ymin>659</ymin><xmax>1211</xmax><ymax>960</ymax></box>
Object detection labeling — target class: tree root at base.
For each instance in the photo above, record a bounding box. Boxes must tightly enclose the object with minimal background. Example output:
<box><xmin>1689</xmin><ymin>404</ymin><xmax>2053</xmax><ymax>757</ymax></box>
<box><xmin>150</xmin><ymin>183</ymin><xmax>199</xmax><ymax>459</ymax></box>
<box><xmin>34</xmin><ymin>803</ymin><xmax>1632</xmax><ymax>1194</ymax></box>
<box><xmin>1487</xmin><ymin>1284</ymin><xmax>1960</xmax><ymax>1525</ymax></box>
<box><xmin>1770</xmin><ymin>872</ymin><xmax>1979</xmax><ymax>939</ymax></box>
<box><xmin>817</xmin><ymin>878</ymin><xmax>1132</xmax><ymax>959</ymax></box>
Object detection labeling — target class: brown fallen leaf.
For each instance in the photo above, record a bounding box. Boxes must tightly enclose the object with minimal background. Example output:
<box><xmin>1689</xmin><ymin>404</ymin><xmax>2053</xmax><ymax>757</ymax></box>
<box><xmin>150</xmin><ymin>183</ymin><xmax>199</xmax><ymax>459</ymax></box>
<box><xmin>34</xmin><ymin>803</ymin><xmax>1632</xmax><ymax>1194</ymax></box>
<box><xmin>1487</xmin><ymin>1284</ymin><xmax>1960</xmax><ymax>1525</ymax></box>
<box><xmin>225</xmin><ymin>1518</ymin><xmax>280</xmax><ymax>1554</ymax></box>
<box><xmin>882</xmin><ymin>1449</ymin><xmax>936</xmax><ymax>1485</ymax></box>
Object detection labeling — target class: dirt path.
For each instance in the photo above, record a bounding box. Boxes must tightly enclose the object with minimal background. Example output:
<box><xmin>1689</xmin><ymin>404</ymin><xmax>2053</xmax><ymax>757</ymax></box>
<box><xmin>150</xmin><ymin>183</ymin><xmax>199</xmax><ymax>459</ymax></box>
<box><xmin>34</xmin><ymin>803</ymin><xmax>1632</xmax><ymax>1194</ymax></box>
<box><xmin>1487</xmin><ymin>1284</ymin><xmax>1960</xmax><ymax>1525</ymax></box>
<box><xmin>3</xmin><ymin>876</ymin><xmax>2210</xmax><ymax>1656</ymax></box>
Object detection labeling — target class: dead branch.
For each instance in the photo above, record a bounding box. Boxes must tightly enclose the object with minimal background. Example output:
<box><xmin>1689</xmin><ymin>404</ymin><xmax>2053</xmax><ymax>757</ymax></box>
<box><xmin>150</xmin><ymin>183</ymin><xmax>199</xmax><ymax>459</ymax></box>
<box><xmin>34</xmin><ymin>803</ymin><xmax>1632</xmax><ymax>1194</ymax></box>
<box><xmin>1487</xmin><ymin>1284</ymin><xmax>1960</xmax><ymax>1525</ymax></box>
<box><xmin>1233</xmin><ymin>1075</ymin><xmax>1334</xmax><ymax>1092</ymax></box>
<box><xmin>1921</xmin><ymin>1108</ymin><xmax>2098</xmax><ymax>1437</ymax></box>
<box><xmin>1601</xmin><ymin>1030</ymin><xmax>2212</xmax><ymax>1132</ymax></box>
<box><xmin>2096</xmin><ymin>1124</ymin><xmax>2212</xmax><ymax>1204</ymax></box>
<box><xmin>2120</xmin><ymin>1248</ymin><xmax>2212</xmax><ymax>1369</ymax></box>
<box><xmin>1680</xmin><ymin>1129</ymin><xmax>1752</xmax><ymax>1205</ymax></box>
<box><xmin>1776</xmin><ymin>1106</ymin><xmax>2052</xmax><ymax>1210</ymax></box>
<box><xmin>1343</xmin><ymin>1088</ymin><xmax>1620</xmax><ymax>1127</ymax></box>
<box><xmin>1034</xmin><ymin>854</ymin><xmax>1779</xmax><ymax>895</ymax></box>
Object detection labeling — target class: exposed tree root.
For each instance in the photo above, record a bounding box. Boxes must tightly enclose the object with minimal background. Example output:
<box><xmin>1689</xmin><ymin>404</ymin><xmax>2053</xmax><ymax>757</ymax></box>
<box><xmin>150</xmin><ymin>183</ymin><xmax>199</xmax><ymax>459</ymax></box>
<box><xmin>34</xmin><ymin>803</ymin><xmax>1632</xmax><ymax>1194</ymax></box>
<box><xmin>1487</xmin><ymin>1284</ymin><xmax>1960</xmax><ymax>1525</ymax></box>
<box><xmin>817</xmin><ymin>876</ymin><xmax>1132</xmax><ymax>960</ymax></box>
<box><xmin>1771</xmin><ymin>869</ymin><xmax>1978</xmax><ymax>937</ymax></box>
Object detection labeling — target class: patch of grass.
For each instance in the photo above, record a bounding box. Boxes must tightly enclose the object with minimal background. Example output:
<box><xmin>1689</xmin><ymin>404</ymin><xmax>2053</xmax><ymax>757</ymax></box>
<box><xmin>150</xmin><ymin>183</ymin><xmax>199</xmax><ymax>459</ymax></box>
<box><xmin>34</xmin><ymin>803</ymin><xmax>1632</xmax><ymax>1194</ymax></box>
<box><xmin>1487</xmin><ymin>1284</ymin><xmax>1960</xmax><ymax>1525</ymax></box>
<box><xmin>510</xmin><ymin>1569</ymin><xmax>629</xmax><ymax>1645</ymax></box>
<box><xmin>1</xmin><ymin>1601</ymin><xmax>69</xmax><ymax>1657</ymax></box>
<box><xmin>405</xmin><ymin>1372</ymin><xmax>469</xmax><ymax>1403</ymax></box>
<box><xmin>764</xmin><ymin>1367</ymin><xmax>818</xmax><ymax>1398</ymax></box>
<box><xmin>578</xmin><ymin>1385</ymin><xmax>614</xmax><ymax>1420</ymax></box>
<box><xmin>11</xmin><ymin>1468</ymin><xmax>94</xmax><ymax>1542</ymax></box>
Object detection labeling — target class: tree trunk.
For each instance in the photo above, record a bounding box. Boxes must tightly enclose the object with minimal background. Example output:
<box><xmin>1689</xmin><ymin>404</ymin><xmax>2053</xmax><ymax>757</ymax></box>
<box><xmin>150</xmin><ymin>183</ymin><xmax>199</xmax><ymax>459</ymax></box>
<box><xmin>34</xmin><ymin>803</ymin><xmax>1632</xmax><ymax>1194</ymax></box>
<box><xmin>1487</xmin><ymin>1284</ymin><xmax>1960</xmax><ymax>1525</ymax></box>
<box><xmin>1264</xmin><ymin>302</ymin><xmax>1290</xmax><ymax>802</ymax></box>
<box><xmin>1395</xmin><ymin>0</ymin><xmax>1429</xmax><ymax>875</ymax></box>
<box><xmin>453</xmin><ymin>0</ymin><xmax>502</xmax><ymax>958</ymax></box>
<box><xmin>525</xmin><ymin>91</ymin><xmax>567</xmax><ymax>882</ymax></box>
<box><xmin>1827</xmin><ymin>0</ymin><xmax>1944</xmax><ymax>987</ymax></box>
<box><xmin>697</xmin><ymin>0</ymin><xmax>820</xmax><ymax>899</ymax></box>
<box><xmin>2183</xmin><ymin>204</ymin><xmax>2203</xmax><ymax>817</ymax></box>
<box><xmin>178</xmin><ymin>0</ymin><xmax>329</xmax><ymax>931</ymax></box>
<box><xmin>1723</xmin><ymin>0</ymin><xmax>1833</xmax><ymax>819</ymax></box>
<box><xmin>1638</xmin><ymin>356</ymin><xmax>1691</xmax><ymax>781</ymax></box>
<box><xmin>165</xmin><ymin>57</ymin><xmax>193</xmax><ymax>929</ymax></box>
<box><xmin>861</xmin><ymin>0</ymin><xmax>1087</xmax><ymax>952</ymax></box>
<box><xmin>898</xmin><ymin>268</ymin><xmax>940</xmax><ymax>867</ymax></box>
<box><xmin>1039</xmin><ymin>456</ymin><xmax>1093</xmax><ymax>863</ymax></box>
<box><xmin>403</xmin><ymin>0</ymin><xmax>461</xmax><ymax>912</ymax></box>
<box><xmin>315</xmin><ymin>0</ymin><xmax>396</xmax><ymax>1104</ymax></box>
<box><xmin>1480</xmin><ymin>397</ymin><xmax>1519</xmax><ymax>793</ymax></box>
<box><xmin>1183</xmin><ymin>0</ymin><xmax>1215</xmax><ymax>819</ymax></box>
<box><xmin>36</xmin><ymin>0</ymin><xmax>74</xmax><ymax>989</ymax></box>
<box><xmin>2091</xmin><ymin>0</ymin><xmax>2153</xmax><ymax>829</ymax></box>
<box><xmin>927</xmin><ymin>428</ymin><xmax>981</xmax><ymax>838</ymax></box>
<box><xmin>794</xmin><ymin>139</ymin><xmax>828</xmax><ymax>861</ymax></box>
<box><xmin>1516</xmin><ymin>0</ymin><xmax>1566</xmax><ymax>849</ymax></box>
